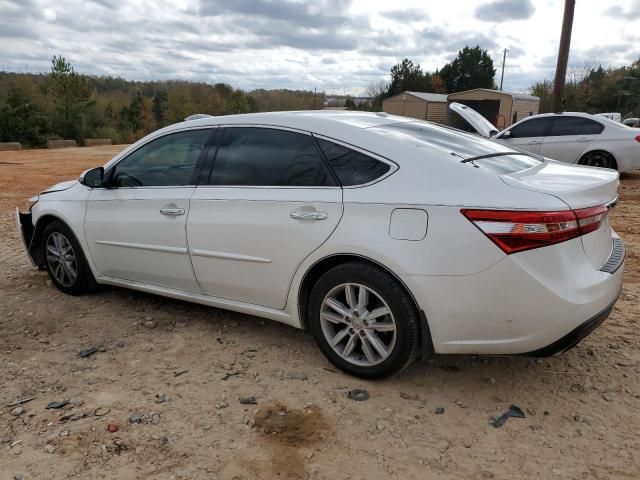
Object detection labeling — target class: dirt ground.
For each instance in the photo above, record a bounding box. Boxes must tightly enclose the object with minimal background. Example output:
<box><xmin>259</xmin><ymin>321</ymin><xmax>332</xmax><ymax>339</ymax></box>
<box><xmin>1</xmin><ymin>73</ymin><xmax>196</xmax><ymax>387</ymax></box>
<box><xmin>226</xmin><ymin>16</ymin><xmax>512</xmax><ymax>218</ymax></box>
<box><xmin>1</xmin><ymin>146</ymin><xmax>639</xmax><ymax>480</ymax></box>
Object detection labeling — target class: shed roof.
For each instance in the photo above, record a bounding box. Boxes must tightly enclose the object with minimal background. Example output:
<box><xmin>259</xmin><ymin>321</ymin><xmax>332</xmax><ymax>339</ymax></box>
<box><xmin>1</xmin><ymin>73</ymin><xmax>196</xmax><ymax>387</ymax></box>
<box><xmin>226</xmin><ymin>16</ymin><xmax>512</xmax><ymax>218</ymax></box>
<box><xmin>447</xmin><ymin>88</ymin><xmax>539</xmax><ymax>102</ymax></box>
<box><xmin>384</xmin><ymin>91</ymin><xmax>448</xmax><ymax>103</ymax></box>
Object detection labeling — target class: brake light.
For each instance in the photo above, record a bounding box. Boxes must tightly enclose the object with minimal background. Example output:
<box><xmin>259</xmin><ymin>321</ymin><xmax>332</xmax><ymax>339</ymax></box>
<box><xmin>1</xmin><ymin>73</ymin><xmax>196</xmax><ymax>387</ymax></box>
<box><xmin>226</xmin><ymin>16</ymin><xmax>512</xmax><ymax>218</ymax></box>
<box><xmin>461</xmin><ymin>205</ymin><xmax>608</xmax><ymax>254</ymax></box>
<box><xmin>635</xmin><ymin>134</ymin><xmax>640</xmax><ymax>143</ymax></box>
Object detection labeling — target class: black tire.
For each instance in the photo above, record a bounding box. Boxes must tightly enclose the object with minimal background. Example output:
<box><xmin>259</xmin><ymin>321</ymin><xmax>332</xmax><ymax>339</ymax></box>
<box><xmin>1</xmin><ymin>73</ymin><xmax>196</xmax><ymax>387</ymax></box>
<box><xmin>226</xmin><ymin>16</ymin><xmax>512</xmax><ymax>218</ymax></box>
<box><xmin>308</xmin><ymin>261</ymin><xmax>420</xmax><ymax>379</ymax></box>
<box><xmin>579</xmin><ymin>151</ymin><xmax>617</xmax><ymax>170</ymax></box>
<box><xmin>42</xmin><ymin>220</ymin><xmax>97</xmax><ymax>295</ymax></box>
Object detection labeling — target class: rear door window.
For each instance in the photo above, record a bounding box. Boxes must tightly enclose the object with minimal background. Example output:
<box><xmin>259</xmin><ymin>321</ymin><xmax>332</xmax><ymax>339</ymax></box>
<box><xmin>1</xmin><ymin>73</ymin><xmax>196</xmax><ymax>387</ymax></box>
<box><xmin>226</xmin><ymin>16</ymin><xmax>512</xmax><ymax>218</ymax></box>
<box><xmin>207</xmin><ymin>127</ymin><xmax>335</xmax><ymax>187</ymax></box>
<box><xmin>548</xmin><ymin>117</ymin><xmax>604</xmax><ymax>136</ymax></box>
<box><xmin>315</xmin><ymin>138</ymin><xmax>390</xmax><ymax>186</ymax></box>
<box><xmin>507</xmin><ymin>118</ymin><xmax>551</xmax><ymax>138</ymax></box>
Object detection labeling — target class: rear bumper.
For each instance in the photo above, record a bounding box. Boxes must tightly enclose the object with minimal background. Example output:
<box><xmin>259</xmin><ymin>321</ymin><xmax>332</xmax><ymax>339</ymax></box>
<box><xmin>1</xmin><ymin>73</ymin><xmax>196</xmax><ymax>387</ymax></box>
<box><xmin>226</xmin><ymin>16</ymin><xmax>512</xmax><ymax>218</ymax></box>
<box><xmin>15</xmin><ymin>207</ymin><xmax>36</xmax><ymax>267</ymax></box>
<box><xmin>404</xmin><ymin>235</ymin><xmax>624</xmax><ymax>355</ymax></box>
<box><xmin>521</xmin><ymin>296</ymin><xmax>616</xmax><ymax>356</ymax></box>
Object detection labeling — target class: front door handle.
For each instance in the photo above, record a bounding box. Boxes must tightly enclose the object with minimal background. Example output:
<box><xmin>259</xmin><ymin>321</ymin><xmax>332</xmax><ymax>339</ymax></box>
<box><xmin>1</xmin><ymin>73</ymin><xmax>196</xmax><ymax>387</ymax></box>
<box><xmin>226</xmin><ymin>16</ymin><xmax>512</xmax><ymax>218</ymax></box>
<box><xmin>290</xmin><ymin>211</ymin><xmax>328</xmax><ymax>221</ymax></box>
<box><xmin>527</xmin><ymin>140</ymin><xmax>540</xmax><ymax>145</ymax></box>
<box><xmin>160</xmin><ymin>207</ymin><xmax>185</xmax><ymax>216</ymax></box>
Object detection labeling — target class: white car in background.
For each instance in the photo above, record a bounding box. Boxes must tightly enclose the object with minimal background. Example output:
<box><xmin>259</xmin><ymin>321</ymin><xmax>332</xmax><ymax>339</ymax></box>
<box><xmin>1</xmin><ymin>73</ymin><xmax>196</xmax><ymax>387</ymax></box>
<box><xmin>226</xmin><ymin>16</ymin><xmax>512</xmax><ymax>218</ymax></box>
<box><xmin>452</xmin><ymin>102</ymin><xmax>640</xmax><ymax>172</ymax></box>
<box><xmin>17</xmin><ymin>111</ymin><xmax>624</xmax><ymax>378</ymax></box>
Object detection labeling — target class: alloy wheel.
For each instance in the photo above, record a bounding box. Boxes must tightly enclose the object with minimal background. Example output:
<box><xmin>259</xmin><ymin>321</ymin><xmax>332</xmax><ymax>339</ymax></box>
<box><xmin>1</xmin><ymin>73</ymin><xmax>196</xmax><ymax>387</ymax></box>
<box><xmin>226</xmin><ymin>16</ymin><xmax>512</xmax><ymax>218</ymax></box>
<box><xmin>320</xmin><ymin>283</ymin><xmax>397</xmax><ymax>367</ymax></box>
<box><xmin>46</xmin><ymin>232</ymin><xmax>78</xmax><ymax>288</ymax></box>
<box><xmin>581</xmin><ymin>151</ymin><xmax>615</xmax><ymax>169</ymax></box>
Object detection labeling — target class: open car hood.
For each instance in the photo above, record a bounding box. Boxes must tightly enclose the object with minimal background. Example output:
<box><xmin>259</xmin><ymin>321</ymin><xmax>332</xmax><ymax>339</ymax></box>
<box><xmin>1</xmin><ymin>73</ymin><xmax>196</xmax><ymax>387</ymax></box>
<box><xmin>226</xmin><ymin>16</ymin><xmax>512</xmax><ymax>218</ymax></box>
<box><xmin>449</xmin><ymin>102</ymin><xmax>499</xmax><ymax>138</ymax></box>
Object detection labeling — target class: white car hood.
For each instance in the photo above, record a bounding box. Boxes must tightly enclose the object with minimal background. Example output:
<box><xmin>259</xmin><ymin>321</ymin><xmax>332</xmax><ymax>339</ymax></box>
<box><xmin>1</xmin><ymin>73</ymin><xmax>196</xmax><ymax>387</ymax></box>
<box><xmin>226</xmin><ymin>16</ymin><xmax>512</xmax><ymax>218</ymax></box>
<box><xmin>40</xmin><ymin>180</ymin><xmax>78</xmax><ymax>195</ymax></box>
<box><xmin>449</xmin><ymin>102</ymin><xmax>498</xmax><ymax>138</ymax></box>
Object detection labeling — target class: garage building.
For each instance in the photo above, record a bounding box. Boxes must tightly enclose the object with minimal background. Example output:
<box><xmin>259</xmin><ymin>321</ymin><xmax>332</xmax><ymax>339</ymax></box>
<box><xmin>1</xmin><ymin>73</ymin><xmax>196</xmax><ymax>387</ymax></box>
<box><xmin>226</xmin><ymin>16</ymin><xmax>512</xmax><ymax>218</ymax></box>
<box><xmin>382</xmin><ymin>91</ymin><xmax>448</xmax><ymax>124</ymax></box>
<box><xmin>447</xmin><ymin>88</ymin><xmax>539</xmax><ymax>129</ymax></box>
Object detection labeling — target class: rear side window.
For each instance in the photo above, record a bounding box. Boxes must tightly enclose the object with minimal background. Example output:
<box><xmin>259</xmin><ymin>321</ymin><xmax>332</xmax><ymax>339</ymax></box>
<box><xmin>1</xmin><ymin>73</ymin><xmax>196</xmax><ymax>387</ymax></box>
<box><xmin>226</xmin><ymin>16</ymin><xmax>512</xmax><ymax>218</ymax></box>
<box><xmin>548</xmin><ymin>117</ymin><xmax>604</xmax><ymax>136</ymax></box>
<box><xmin>112</xmin><ymin>129</ymin><xmax>210</xmax><ymax>187</ymax></box>
<box><xmin>507</xmin><ymin>118</ymin><xmax>550</xmax><ymax>138</ymax></box>
<box><xmin>316</xmin><ymin>138</ymin><xmax>390</xmax><ymax>186</ymax></box>
<box><xmin>207</xmin><ymin>127</ymin><xmax>335</xmax><ymax>187</ymax></box>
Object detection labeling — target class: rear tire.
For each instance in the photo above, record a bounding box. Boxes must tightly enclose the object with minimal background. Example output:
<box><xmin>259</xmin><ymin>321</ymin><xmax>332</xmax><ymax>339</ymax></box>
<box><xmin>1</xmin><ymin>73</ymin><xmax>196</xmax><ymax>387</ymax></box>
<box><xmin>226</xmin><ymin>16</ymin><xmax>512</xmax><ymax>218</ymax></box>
<box><xmin>308</xmin><ymin>262</ymin><xmax>420</xmax><ymax>379</ymax></box>
<box><xmin>579</xmin><ymin>151</ymin><xmax>617</xmax><ymax>170</ymax></box>
<box><xmin>42</xmin><ymin>220</ymin><xmax>97</xmax><ymax>295</ymax></box>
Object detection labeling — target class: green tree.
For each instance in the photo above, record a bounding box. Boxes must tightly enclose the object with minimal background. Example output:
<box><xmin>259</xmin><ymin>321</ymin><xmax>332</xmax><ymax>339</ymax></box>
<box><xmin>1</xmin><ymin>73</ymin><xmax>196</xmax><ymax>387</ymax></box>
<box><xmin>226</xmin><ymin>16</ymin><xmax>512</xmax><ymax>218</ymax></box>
<box><xmin>152</xmin><ymin>90</ymin><xmax>168</xmax><ymax>127</ymax></box>
<box><xmin>439</xmin><ymin>46</ymin><xmax>496</xmax><ymax>93</ymax></box>
<box><xmin>387</xmin><ymin>59</ymin><xmax>432</xmax><ymax>97</ymax></box>
<box><xmin>344</xmin><ymin>97</ymin><xmax>356</xmax><ymax>109</ymax></box>
<box><xmin>0</xmin><ymin>81</ymin><xmax>49</xmax><ymax>146</ymax></box>
<box><xmin>46</xmin><ymin>55</ymin><xmax>94</xmax><ymax>141</ymax></box>
<box><xmin>166</xmin><ymin>87</ymin><xmax>193</xmax><ymax>124</ymax></box>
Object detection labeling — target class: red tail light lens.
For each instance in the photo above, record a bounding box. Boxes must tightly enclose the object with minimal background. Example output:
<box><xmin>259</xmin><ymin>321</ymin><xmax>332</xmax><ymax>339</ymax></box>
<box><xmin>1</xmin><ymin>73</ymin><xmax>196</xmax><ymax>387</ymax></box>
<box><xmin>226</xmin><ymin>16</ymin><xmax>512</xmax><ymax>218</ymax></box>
<box><xmin>635</xmin><ymin>134</ymin><xmax>640</xmax><ymax>143</ymax></box>
<box><xmin>461</xmin><ymin>205</ymin><xmax>609</xmax><ymax>254</ymax></box>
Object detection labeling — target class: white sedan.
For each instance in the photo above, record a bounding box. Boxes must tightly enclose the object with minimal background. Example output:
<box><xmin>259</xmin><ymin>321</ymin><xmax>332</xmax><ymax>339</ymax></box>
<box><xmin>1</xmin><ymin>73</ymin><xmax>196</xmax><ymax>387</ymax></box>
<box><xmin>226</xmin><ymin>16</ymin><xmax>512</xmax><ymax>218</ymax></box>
<box><xmin>17</xmin><ymin>111</ymin><xmax>624</xmax><ymax>378</ymax></box>
<box><xmin>451</xmin><ymin>102</ymin><xmax>640</xmax><ymax>172</ymax></box>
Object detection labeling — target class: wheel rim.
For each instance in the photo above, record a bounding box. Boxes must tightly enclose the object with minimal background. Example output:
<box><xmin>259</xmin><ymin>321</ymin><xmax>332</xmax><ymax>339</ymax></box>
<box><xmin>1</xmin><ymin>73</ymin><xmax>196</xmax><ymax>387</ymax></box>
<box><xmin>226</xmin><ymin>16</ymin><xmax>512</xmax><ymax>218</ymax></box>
<box><xmin>320</xmin><ymin>283</ymin><xmax>397</xmax><ymax>367</ymax></box>
<box><xmin>46</xmin><ymin>232</ymin><xmax>77</xmax><ymax>287</ymax></box>
<box><xmin>583</xmin><ymin>152</ymin><xmax>614</xmax><ymax>169</ymax></box>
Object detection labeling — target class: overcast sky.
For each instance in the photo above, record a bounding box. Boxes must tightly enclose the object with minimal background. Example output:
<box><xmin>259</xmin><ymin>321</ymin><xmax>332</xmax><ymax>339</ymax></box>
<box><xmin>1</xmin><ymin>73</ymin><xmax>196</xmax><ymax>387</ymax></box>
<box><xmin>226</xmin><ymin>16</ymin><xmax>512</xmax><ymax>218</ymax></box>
<box><xmin>1</xmin><ymin>0</ymin><xmax>638</xmax><ymax>94</ymax></box>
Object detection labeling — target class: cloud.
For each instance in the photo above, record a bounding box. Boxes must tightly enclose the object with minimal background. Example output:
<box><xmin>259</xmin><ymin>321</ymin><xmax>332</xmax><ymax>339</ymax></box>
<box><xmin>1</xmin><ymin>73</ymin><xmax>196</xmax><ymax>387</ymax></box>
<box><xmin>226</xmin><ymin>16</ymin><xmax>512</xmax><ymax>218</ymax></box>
<box><xmin>474</xmin><ymin>0</ymin><xmax>535</xmax><ymax>22</ymax></box>
<box><xmin>199</xmin><ymin>0</ymin><xmax>356</xmax><ymax>29</ymax></box>
<box><xmin>380</xmin><ymin>8</ymin><xmax>430</xmax><ymax>23</ymax></box>
<box><xmin>604</xmin><ymin>0</ymin><xmax>640</xmax><ymax>20</ymax></box>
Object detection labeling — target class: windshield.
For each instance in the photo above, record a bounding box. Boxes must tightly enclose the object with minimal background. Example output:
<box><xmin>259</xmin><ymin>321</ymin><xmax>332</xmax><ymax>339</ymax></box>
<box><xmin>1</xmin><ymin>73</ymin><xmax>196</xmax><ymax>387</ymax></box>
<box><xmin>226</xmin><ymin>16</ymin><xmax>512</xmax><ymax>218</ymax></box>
<box><xmin>370</xmin><ymin>121</ymin><xmax>542</xmax><ymax>174</ymax></box>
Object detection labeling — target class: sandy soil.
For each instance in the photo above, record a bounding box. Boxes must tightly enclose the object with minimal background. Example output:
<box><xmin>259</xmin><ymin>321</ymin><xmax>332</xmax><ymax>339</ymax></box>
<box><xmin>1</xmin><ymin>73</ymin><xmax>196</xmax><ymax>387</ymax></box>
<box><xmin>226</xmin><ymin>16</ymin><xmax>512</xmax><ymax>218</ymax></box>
<box><xmin>1</xmin><ymin>146</ymin><xmax>639</xmax><ymax>479</ymax></box>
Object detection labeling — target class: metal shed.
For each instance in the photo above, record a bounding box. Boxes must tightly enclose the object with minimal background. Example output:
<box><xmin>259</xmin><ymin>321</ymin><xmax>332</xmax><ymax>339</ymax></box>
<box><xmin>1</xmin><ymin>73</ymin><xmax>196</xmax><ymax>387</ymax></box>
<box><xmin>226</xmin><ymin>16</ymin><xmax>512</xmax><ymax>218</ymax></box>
<box><xmin>446</xmin><ymin>88</ymin><xmax>539</xmax><ymax>130</ymax></box>
<box><xmin>382</xmin><ymin>91</ymin><xmax>448</xmax><ymax>124</ymax></box>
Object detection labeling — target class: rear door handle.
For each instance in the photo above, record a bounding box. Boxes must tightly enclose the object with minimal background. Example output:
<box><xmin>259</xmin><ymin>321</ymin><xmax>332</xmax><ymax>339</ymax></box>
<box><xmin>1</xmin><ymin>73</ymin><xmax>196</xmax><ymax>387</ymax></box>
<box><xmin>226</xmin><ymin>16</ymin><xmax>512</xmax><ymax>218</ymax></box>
<box><xmin>527</xmin><ymin>140</ymin><xmax>540</xmax><ymax>145</ymax></box>
<box><xmin>290</xmin><ymin>211</ymin><xmax>328</xmax><ymax>221</ymax></box>
<box><xmin>577</xmin><ymin>137</ymin><xmax>591</xmax><ymax>142</ymax></box>
<box><xmin>160</xmin><ymin>208</ymin><xmax>185</xmax><ymax>216</ymax></box>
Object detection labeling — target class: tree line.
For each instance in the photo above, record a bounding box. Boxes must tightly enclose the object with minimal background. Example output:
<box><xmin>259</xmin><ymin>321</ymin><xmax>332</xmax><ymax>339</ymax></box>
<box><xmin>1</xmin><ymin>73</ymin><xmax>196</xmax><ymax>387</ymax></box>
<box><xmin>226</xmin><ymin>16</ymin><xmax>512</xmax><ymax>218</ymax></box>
<box><xmin>1</xmin><ymin>50</ymin><xmax>639</xmax><ymax>148</ymax></box>
<box><xmin>0</xmin><ymin>56</ymin><xmax>325</xmax><ymax>147</ymax></box>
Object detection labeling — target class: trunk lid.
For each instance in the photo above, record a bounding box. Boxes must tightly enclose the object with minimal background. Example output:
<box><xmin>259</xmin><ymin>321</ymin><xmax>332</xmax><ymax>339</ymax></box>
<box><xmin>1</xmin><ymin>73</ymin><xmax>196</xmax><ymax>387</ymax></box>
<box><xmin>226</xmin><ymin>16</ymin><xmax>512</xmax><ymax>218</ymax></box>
<box><xmin>449</xmin><ymin>102</ymin><xmax>498</xmax><ymax>138</ymax></box>
<box><xmin>501</xmin><ymin>160</ymin><xmax>619</xmax><ymax>209</ymax></box>
<box><xmin>502</xmin><ymin>160</ymin><xmax>619</xmax><ymax>269</ymax></box>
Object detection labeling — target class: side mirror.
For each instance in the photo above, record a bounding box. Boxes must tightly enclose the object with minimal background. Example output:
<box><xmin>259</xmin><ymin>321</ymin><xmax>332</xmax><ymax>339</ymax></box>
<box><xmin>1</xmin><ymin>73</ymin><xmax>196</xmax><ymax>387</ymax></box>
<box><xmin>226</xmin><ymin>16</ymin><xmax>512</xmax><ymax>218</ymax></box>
<box><xmin>499</xmin><ymin>130</ymin><xmax>512</xmax><ymax>139</ymax></box>
<box><xmin>79</xmin><ymin>167</ymin><xmax>105</xmax><ymax>188</ymax></box>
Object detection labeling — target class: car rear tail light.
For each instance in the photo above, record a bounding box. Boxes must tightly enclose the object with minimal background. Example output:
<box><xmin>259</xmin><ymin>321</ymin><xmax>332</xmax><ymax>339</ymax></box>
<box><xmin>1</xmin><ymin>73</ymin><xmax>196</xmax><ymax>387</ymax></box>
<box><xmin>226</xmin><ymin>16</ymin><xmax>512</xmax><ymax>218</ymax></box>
<box><xmin>461</xmin><ymin>205</ymin><xmax>609</xmax><ymax>254</ymax></box>
<box><xmin>635</xmin><ymin>134</ymin><xmax>640</xmax><ymax>143</ymax></box>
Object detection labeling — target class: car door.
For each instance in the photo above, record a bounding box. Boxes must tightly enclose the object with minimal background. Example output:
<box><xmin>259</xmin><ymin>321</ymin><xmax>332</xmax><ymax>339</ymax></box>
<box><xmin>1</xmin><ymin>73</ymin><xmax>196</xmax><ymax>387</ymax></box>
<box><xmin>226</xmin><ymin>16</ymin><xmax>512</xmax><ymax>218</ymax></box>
<box><xmin>187</xmin><ymin>126</ymin><xmax>343</xmax><ymax>309</ymax></box>
<box><xmin>495</xmin><ymin>117</ymin><xmax>551</xmax><ymax>154</ymax></box>
<box><xmin>539</xmin><ymin>116</ymin><xmax>604</xmax><ymax>163</ymax></box>
<box><xmin>84</xmin><ymin>128</ymin><xmax>214</xmax><ymax>292</ymax></box>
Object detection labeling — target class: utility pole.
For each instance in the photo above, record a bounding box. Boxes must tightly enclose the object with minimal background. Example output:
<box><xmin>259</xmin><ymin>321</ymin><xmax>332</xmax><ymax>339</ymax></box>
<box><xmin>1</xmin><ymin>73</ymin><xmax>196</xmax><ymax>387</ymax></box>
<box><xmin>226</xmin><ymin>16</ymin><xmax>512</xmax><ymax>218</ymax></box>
<box><xmin>499</xmin><ymin>48</ymin><xmax>508</xmax><ymax>91</ymax></box>
<box><xmin>552</xmin><ymin>0</ymin><xmax>576</xmax><ymax>112</ymax></box>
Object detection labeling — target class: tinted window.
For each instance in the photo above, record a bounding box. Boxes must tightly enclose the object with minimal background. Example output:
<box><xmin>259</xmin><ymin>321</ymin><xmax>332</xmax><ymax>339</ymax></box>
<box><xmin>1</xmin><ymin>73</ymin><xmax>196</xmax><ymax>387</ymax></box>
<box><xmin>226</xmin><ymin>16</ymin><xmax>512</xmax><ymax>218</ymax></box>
<box><xmin>316</xmin><ymin>138</ymin><xmax>390</xmax><ymax>186</ymax></box>
<box><xmin>548</xmin><ymin>117</ymin><xmax>604</xmax><ymax>136</ymax></box>
<box><xmin>112</xmin><ymin>129</ymin><xmax>210</xmax><ymax>187</ymax></box>
<box><xmin>207</xmin><ymin>128</ymin><xmax>334</xmax><ymax>187</ymax></box>
<box><xmin>507</xmin><ymin>118</ymin><xmax>550</xmax><ymax>138</ymax></box>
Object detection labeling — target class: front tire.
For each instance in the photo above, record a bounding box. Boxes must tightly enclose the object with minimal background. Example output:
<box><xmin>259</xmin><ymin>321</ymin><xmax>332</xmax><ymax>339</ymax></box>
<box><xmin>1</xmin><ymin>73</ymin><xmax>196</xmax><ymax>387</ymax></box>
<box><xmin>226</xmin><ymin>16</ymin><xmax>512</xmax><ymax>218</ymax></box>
<box><xmin>42</xmin><ymin>220</ymin><xmax>96</xmax><ymax>295</ymax></box>
<box><xmin>308</xmin><ymin>262</ymin><xmax>420</xmax><ymax>379</ymax></box>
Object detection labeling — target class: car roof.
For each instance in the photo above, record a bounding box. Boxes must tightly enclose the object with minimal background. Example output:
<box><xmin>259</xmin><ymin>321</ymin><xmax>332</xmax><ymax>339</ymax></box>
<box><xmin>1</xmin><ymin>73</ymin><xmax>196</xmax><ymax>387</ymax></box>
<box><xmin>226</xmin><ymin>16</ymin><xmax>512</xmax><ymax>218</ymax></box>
<box><xmin>520</xmin><ymin>112</ymin><xmax>596</xmax><ymax>119</ymax></box>
<box><xmin>181</xmin><ymin>110</ymin><xmax>415</xmax><ymax>131</ymax></box>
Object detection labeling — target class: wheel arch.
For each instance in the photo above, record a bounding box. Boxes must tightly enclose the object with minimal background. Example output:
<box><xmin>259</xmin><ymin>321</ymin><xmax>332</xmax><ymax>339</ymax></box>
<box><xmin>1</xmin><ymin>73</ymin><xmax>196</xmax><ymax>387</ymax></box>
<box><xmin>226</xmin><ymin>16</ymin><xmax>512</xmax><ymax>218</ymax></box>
<box><xmin>29</xmin><ymin>214</ymin><xmax>78</xmax><ymax>267</ymax></box>
<box><xmin>297</xmin><ymin>253</ymin><xmax>434</xmax><ymax>360</ymax></box>
<box><xmin>578</xmin><ymin>149</ymin><xmax>618</xmax><ymax>170</ymax></box>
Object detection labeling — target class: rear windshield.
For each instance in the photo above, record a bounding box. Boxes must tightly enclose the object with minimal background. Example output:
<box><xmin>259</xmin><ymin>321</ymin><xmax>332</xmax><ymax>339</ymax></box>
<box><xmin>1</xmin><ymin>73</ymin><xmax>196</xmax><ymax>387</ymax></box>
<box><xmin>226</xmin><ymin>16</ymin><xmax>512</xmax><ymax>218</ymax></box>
<box><xmin>371</xmin><ymin>121</ymin><xmax>541</xmax><ymax>174</ymax></box>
